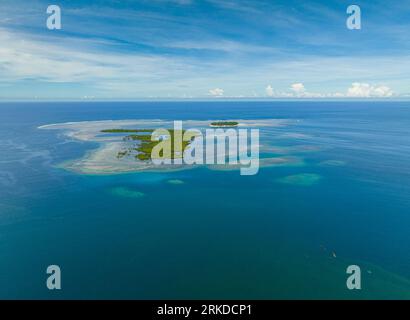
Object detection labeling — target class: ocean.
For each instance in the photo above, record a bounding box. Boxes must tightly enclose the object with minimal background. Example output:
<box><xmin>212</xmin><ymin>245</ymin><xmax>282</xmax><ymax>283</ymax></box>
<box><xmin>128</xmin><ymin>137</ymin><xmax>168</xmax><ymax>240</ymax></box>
<box><xmin>0</xmin><ymin>101</ymin><xmax>409</xmax><ymax>299</ymax></box>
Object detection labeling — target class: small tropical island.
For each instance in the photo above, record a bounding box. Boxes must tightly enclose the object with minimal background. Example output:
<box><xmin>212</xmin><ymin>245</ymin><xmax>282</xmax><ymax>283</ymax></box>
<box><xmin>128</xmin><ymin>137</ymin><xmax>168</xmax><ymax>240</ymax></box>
<box><xmin>101</xmin><ymin>128</ymin><xmax>193</xmax><ymax>161</ymax></box>
<box><xmin>210</xmin><ymin>121</ymin><xmax>239</xmax><ymax>127</ymax></box>
<box><xmin>101</xmin><ymin>121</ymin><xmax>239</xmax><ymax>161</ymax></box>
<box><xmin>38</xmin><ymin>118</ymin><xmax>296</xmax><ymax>174</ymax></box>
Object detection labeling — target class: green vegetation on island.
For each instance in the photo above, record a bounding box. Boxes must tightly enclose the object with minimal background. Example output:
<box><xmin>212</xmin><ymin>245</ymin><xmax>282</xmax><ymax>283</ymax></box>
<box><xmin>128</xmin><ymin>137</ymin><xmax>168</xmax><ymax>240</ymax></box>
<box><xmin>102</xmin><ymin>128</ymin><xmax>195</xmax><ymax>161</ymax></box>
<box><xmin>130</xmin><ymin>129</ymin><xmax>193</xmax><ymax>161</ymax></box>
<box><xmin>116</xmin><ymin>150</ymin><xmax>129</xmax><ymax>159</ymax></box>
<box><xmin>210</xmin><ymin>121</ymin><xmax>239</xmax><ymax>127</ymax></box>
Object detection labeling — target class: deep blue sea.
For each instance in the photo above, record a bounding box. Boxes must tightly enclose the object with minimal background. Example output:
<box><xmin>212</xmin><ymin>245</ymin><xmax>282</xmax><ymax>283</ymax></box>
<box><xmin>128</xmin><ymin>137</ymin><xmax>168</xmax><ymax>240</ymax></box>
<box><xmin>0</xmin><ymin>101</ymin><xmax>409</xmax><ymax>299</ymax></box>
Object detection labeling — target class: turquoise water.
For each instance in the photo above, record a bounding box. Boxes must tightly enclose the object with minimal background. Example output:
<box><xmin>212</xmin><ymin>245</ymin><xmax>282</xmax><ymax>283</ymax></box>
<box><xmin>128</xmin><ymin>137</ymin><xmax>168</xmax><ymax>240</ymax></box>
<box><xmin>0</xmin><ymin>101</ymin><xmax>409</xmax><ymax>299</ymax></box>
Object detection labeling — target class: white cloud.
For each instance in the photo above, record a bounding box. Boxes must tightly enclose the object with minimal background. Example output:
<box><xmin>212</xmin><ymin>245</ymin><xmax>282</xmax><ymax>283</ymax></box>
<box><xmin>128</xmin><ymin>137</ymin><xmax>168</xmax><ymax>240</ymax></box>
<box><xmin>265</xmin><ymin>85</ymin><xmax>274</xmax><ymax>97</ymax></box>
<box><xmin>264</xmin><ymin>82</ymin><xmax>394</xmax><ymax>99</ymax></box>
<box><xmin>165</xmin><ymin>39</ymin><xmax>278</xmax><ymax>54</ymax></box>
<box><xmin>290</xmin><ymin>83</ymin><xmax>306</xmax><ymax>94</ymax></box>
<box><xmin>208</xmin><ymin>88</ymin><xmax>224</xmax><ymax>96</ymax></box>
<box><xmin>265</xmin><ymin>85</ymin><xmax>293</xmax><ymax>98</ymax></box>
<box><xmin>346</xmin><ymin>82</ymin><xmax>393</xmax><ymax>97</ymax></box>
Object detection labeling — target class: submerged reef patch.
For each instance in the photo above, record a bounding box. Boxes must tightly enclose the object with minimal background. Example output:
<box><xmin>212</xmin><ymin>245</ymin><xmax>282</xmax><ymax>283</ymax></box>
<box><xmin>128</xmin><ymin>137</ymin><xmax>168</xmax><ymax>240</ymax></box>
<box><xmin>110</xmin><ymin>187</ymin><xmax>145</xmax><ymax>198</ymax></box>
<box><xmin>167</xmin><ymin>179</ymin><xmax>185</xmax><ymax>185</ymax></box>
<box><xmin>277</xmin><ymin>173</ymin><xmax>322</xmax><ymax>186</ymax></box>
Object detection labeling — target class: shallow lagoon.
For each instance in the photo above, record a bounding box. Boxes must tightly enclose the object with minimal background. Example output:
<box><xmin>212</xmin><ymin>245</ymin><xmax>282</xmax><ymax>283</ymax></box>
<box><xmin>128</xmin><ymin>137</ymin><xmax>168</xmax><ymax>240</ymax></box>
<box><xmin>39</xmin><ymin>118</ymin><xmax>289</xmax><ymax>175</ymax></box>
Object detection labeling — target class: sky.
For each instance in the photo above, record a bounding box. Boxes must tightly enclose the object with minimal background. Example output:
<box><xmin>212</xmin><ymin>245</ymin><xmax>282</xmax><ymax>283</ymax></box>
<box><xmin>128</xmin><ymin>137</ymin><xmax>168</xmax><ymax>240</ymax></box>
<box><xmin>0</xmin><ymin>0</ymin><xmax>409</xmax><ymax>100</ymax></box>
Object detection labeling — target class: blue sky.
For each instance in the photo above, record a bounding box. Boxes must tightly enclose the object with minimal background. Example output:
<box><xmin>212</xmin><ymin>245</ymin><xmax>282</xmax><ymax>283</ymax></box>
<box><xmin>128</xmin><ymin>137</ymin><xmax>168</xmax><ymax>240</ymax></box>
<box><xmin>0</xmin><ymin>0</ymin><xmax>409</xmax><ymax>99</ymax></box>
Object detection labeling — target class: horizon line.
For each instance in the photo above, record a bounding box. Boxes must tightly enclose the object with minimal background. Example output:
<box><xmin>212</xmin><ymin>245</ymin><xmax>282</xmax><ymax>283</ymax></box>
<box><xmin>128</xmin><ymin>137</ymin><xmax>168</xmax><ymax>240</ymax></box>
<box><xmin>1</xmin><ymin>98</ymin><xmax>410</xmax><ymax>103</ymax></box>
